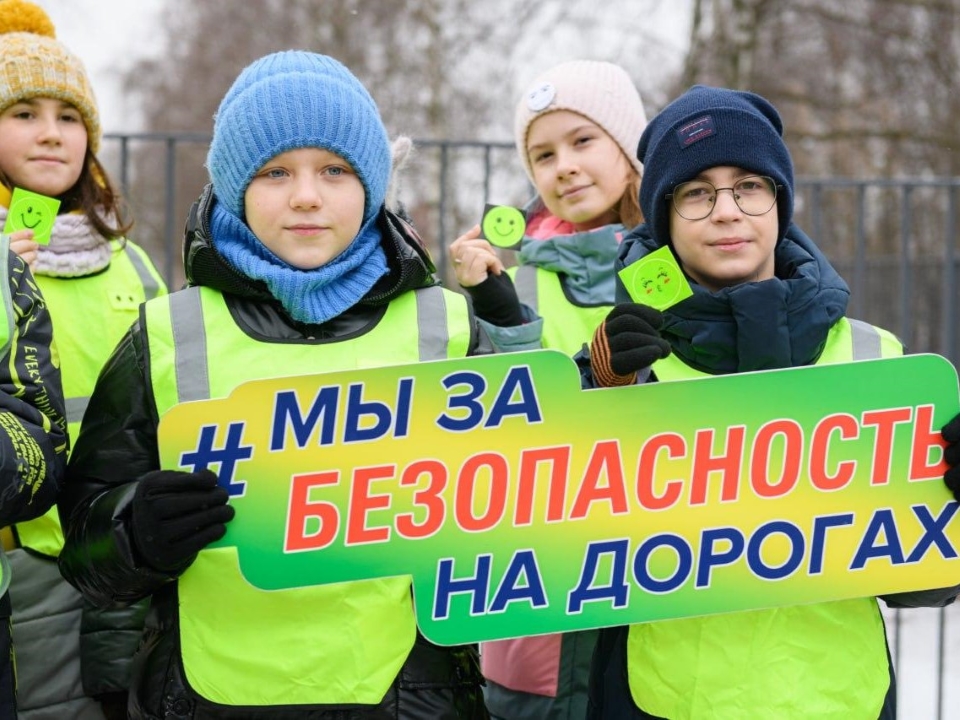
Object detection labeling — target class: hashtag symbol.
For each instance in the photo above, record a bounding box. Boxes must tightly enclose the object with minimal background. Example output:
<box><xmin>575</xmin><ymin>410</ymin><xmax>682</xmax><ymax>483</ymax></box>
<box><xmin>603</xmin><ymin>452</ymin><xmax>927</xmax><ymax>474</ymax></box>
<box><xmin>179</xmin><ymin>422</ymin><xmax>253</xmax><ymax>497</ymax></box>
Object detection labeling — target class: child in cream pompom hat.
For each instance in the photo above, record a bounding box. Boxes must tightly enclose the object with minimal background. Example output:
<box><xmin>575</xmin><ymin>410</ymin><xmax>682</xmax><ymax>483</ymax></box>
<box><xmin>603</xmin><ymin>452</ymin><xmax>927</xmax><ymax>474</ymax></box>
<box><xmin>1</xmin><ymin>3</ymin><xmax>168</xmax><ymax>719</ymax></box>
<box><xmin>0</xmin><ymin>0</ymin><xmax>100</xmax><ymax>150</ymax></box>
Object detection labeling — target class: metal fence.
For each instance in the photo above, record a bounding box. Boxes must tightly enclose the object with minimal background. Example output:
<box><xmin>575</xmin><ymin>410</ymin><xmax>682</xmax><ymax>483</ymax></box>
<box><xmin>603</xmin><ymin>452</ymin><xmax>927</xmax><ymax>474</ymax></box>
<box><xmin>101</xmin><ymin>133</ymin><xmax>960</xmax><ymax>719</ymax></box>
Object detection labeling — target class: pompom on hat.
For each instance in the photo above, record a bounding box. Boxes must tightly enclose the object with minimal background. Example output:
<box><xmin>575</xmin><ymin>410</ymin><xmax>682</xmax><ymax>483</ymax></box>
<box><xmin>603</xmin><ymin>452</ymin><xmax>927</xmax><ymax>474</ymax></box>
<box><xmin>0</xmin><ymin>0</ymin><xmax>101</xmax><ymax>151</ymax></box>
<box><xmin>206</xmin><ymin>50</ymin><xmax>391</xmax><ymax>225</ymax></box>
<box><xmin>513</xmin><ymin>60</ymin><xmax>647</xmax><ymax>182</ymax></box>
<box><xmin>637</xmin><ymin>84</ymin><xmax>794</xmax><ymax>248</ymax></box>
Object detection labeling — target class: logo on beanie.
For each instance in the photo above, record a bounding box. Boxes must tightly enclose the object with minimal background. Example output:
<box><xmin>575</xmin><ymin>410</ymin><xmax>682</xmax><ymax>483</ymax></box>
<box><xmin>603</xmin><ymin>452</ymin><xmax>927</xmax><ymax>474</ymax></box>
<box><xmin>526</xmin><ymin>82</ymin><xmax>556</xmax><ymax>112</ymax></box>
<box><xmin>676</xmin><ymin>115</ymin><xmax>716</xmax><ymax>148</ymax></box>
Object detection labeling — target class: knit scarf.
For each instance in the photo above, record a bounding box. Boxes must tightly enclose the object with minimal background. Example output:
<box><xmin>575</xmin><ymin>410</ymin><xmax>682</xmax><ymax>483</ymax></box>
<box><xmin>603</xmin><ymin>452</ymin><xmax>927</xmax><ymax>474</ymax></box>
<box><xmin>618</xmin><ymin>224</ymin><xmax>850</xmax><ymax>374</ymax></box>
<box><xmin>0</xmin><ymin>206</ymin><xmax>112</xmax><ymax>277</ymax></box>
<box><xmin>210</xmin><ymin>201</ymin><xmax>388</xmax><ymax>324</ymax></box>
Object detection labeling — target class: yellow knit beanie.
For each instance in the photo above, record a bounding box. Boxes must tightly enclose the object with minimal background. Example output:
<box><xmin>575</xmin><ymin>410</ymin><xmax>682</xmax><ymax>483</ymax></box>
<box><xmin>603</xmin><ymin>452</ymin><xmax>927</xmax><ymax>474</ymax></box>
<box><xmin>0</xmin><ymin>0</ymin><xmax>100</xmax><ymax>151</ymax></box>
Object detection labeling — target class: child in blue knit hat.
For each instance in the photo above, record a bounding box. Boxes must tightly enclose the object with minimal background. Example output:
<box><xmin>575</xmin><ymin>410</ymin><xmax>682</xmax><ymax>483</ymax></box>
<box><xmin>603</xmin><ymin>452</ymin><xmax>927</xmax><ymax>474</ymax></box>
<box><xmin>57</xmin><ymin>50</ymin><xmax>490</xmax><ymax>719</ymax></box>
<box><xmin>583</xmin><ymin>85</ymin><xmax>960</xmax><ymax>719</ymax></box>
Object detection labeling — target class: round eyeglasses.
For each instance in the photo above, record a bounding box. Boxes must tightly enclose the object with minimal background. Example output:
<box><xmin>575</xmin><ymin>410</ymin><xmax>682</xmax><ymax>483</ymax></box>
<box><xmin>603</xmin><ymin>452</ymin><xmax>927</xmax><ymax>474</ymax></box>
<box><xmin>667</xmin><ymin>175</ymin><xmax>780</xmax><ymax>221</ymax></box>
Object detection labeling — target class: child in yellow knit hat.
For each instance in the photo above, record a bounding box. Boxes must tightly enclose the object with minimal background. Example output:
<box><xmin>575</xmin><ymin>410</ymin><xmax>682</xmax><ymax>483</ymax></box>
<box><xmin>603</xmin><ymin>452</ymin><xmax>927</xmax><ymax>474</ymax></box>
<box><xmin>0</xmin><ymin>1</ymin><xmax>167</xmax><ymax>718</ymax></box>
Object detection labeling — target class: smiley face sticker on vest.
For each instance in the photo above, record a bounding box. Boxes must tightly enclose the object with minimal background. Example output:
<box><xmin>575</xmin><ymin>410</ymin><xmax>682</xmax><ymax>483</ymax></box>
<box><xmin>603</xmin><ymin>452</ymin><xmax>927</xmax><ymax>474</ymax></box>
<box><xmin>3</xmin><ymin>188</ymin><xmax>61</xmax><ymax>245</ymax></box>
<box><xmin>480</xmin><ymin>204</ymin><xmax>526</xmax><ymax>248</ymax></box>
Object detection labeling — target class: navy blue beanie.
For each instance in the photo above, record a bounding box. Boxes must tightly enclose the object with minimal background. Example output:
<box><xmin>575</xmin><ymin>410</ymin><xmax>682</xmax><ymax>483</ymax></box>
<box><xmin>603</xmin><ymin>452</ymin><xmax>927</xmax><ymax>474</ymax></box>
<box><xmin>637</xmin><ymin>85</ymin><xmax>794</xmax><ymax>247</ymax></box>
<box><xmin>206</xmin><ymin>50</ymin><xmax>390</xmax><ymax>226</ymax></box>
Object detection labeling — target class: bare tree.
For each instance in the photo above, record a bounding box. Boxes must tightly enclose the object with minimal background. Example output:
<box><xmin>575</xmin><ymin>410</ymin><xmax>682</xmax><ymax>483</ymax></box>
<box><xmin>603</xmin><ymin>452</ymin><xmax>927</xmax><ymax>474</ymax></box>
<box><xmin>119</xmin><ymin>0</ymin><xmax>684</xmax><ymax>286</ymax></box>
<box><xmin>673</xmin><ymin>0</ymin><xmax>960</xmax><ymax>355</ymax></box>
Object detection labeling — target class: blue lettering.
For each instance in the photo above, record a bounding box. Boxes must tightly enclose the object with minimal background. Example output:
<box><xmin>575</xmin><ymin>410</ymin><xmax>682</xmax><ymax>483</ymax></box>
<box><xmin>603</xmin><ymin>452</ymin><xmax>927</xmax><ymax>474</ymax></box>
<box><xmin>747</xmin><ymin>520</ymin><xmax>804</xmax><ymax>580</ymax></box>
<box><xmin>485</xmin><ymin>366</ymin><xmax>542</xmax><ymax>428</ymax></box>
<box><xmin>633</xmin><ymin>533</ymin><xmax>693</xmax><ymax>593</ymax></box>
<box><xmin>344</xmin><ymin>383</ymin><xmax>393</xmax><ymax>443</ymax></box>
<box><xmin>394</xmin><ymin>377</ymin><xmax>414</xmax><ymax>438</ymax></box>
<box><xmin>489</xmin><ymin>550</ymin><xmax>548</xmax><ymax>613</ymax></box>
<box><xmin>270</xmin><ymin>387</ymin><xmax>338</xmax><ymax>450</ymax></box>
<box><xmin>851</xmin><ymin>509</ymin><xmax>905</xmax><ymax>569</ymax></box>
<box><xmin>433</xmin><ymin>554</ymin><xmax>491</xmax><ymax>620</ymax></box>
<box><xmin>696</xmin><ymin>527</ymin><xmax>744</xmax><ymax>588</ymax></box>
<box><xmin>905</xmin><ymin>502</ymin><xmax>959</xmax><ymax>563</ymax></box>
<box><xmin>809</xmin><ymin>513</ymin><xmax>854</xmax><ymax>574</ymax></box>
<box><xmin>437</xmin><ymin>371</ymin><xmax>487</xmax><ymax>432</ymax></box>
<box><xmin>180</xmin><ymin>422</ymin><xmax>253</xmax><ymax>497</ymax></box>
<box><xmin>568</xmin><ymin>539</ymin><xmax>630</xmax><ymax>612</ymax></box>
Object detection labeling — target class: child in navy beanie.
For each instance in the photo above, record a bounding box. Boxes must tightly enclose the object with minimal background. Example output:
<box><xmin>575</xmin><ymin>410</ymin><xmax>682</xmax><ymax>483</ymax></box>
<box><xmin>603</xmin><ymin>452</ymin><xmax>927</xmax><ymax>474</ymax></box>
<box><xmin>637</xmin><ymin>84</ymin><xmax>794</xmax><ymax>248</ymax></box>
<box><xmin>57</xmin><ymin>49</ymin><xmax>492</xmax><ymax>720</ymax></box>
<box><xmin>582</xmin><ymin>85</ymin><xmax>960</xmax><ymax>719</ymax></box>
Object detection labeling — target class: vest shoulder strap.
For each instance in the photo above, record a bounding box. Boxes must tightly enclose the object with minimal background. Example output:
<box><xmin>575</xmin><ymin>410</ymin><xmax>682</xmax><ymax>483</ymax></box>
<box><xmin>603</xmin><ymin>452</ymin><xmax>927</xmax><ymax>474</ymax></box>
<box><xmin>0</xmin><ymin>237</ymin><xmax>14</xmax><ymax>359</ymax></box>
<box><xmin>654</xmin><ymin>317</ymin><xmax>903</xmax><ymax>381</ymax></box>
<box><xmin>120</xmin><ymin>241</ymin><xmax>166</xmax><ymax>300</ymax></box>
<box><xmin>845</xmin><ymin>317</ymin><xmax>903</xmax><ymax>359</ymax></box>
<box><xmin>513</xmin><ymin>265</ymin><xmax>539</xmax><ymax>312</ymax></box>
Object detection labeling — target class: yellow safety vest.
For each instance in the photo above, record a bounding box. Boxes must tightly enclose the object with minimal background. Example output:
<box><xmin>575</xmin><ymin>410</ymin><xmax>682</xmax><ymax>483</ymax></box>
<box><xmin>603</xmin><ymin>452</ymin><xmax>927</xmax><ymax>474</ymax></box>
<box><xmin>9</xmin><ymin>241</ymin><xmax>165</xmax><ymax>558</ymax></box>
<box><xmin>508</xmin><ymin>265</ymin><xmax>611</xmax><ymax>356</ymax></box>
<box><xmin>144</xmin><ymin>284</ymin><xmax>471</xmax><ymax>708</ymax></box>
<box><xmin>628</xmin><ymin>317</ymin><xmax>903</xmax><ymax>719</ymax></box>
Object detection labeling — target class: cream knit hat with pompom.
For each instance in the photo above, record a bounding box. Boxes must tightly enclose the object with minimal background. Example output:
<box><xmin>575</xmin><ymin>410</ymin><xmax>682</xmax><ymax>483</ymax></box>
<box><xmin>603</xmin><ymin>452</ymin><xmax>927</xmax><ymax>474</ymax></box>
<box><xmin>0</xmin><ymin>0</ymin><xmax>101</xmax><ymax>151</ymax></box>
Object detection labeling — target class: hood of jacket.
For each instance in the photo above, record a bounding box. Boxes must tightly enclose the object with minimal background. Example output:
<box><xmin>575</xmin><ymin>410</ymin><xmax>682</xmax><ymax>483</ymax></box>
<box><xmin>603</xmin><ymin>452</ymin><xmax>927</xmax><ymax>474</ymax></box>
<box><xmin>518</xmin><ymin>199</ymin><xmax>626</xmax><ymax>305</ymax></box>
<box><xmin>616</xmin><ymin>222</ymin><xmax>850</xmax><ymax>374</ymax></box>
<box><xmin>183</xmin><ymin>184</ymin><xmax>439</xmax><ymax>315</ymax></box>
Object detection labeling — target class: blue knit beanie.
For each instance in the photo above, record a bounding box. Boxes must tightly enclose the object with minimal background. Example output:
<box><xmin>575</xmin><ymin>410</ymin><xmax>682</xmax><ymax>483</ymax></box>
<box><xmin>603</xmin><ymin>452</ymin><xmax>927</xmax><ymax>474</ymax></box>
<box><xmin>206</xmin><ymin>50</ymin><xmax>390</xmax><ymax>225</ymax></box>
<box><xmin>637</xmin><ymin>85</ymin><xmax>794</xmax><ymax>248</ymax></box>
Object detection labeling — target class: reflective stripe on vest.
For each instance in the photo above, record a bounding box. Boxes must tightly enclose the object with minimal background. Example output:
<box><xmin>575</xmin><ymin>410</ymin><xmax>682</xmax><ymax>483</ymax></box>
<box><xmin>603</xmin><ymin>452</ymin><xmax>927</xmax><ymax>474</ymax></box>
<box><xmin>0</xmin><ymin>235</ymin><xmax>13</xmax><ymax>358</ymax></box>
<box><xmin>15</xmin><ymin>240</ymin><xmax>167</xmax><ymax>559</ymax></box>
<box><xmin>153</xmin><ymin>283</ymin><xmax>464</xmax><ymax>408</ymax></box>
<box><xmin>652</xmin><ymin>317</ymin><xmax>903</xmax><ymax>382</ymax></box>
<box><xmin>508</xmin><ymin>264</ymin><xmax>611</xmax><ymax>356</ymax></box>
<box><xmin>628</xmin><ymin>316</ymin><xmax>902</xmax><ymax>719</ymax></box>
<box><xmin>35</xmin><ymin>241</ymin><xmax>165</xmax><ymax>432</ymax></box>
<box><xmin>144</xmin><ymin>284</ymin><xmax>472</xmax><ymax>707</ymax></box>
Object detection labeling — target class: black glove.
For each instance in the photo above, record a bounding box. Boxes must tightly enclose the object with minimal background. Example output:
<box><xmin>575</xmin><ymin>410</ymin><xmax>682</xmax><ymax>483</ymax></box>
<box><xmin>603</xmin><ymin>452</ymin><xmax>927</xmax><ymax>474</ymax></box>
<box><xmin>130</xmin><ymin>469</ymin><xmax>235</xmax><ymax>573</ymax></box>
<box><xmin>590</xmin><ymin>303</ymin><xmax>672</xmax><ymax>387</ymax></box>
<box><xmin>95</xmin><ymin>692</ymin><xmax>128</xmax><ymax>720</ymax></box>
<box><xmin>942</xmin><ymin>413</ymin><xmax>960</xmax><ymax>502</ymax></box>
<box><xmin>464</xmin><ymin>272</ymin><xmax>524</xmax><ymax>327</ymax></box>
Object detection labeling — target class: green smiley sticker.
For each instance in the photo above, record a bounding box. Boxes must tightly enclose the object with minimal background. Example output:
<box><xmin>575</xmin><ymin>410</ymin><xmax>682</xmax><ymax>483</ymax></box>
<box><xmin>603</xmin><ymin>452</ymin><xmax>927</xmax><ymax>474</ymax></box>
<box><xmin>480</xmin><ymin>204</ymin><xmax>526</xmax><ymax>248</ymax></box>
<box><xmin>618</xmin><ymin>245</ymin><xmax>693</xmax><ymax>311</ymax></box>
<box><xmin>3</xmin><ymin>188</ymin><xmax>61</xmax><ymax>245</ymax></box>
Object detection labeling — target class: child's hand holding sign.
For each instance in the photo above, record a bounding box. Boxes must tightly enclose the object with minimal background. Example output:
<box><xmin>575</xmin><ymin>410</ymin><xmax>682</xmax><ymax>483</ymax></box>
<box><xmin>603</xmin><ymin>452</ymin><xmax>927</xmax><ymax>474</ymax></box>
<box><xmin>589</xmin><ymin>246</ymin><xmax>691</xmax><ymax>386</ymax></box>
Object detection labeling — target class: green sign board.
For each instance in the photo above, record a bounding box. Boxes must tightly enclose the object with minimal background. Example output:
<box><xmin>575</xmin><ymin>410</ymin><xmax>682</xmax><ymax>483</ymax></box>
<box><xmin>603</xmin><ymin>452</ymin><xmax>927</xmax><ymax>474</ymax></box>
<box><xmin>159</xmin><ymin>350</ymin><xmax>960</xmax><ymax>645</ymax></box>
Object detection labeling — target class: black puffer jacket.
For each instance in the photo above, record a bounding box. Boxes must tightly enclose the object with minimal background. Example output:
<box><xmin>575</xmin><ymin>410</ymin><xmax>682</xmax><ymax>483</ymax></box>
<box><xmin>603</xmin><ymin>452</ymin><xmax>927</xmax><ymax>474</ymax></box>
<box><xmin>57</xmin><ymin>187</ymin><xmax>489</xmax><ymax>719</ymax></box>
<box><xmin>0</xmin><ymin>248</ymin><xmax>66</xmax><ymax>531</ymax></box>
